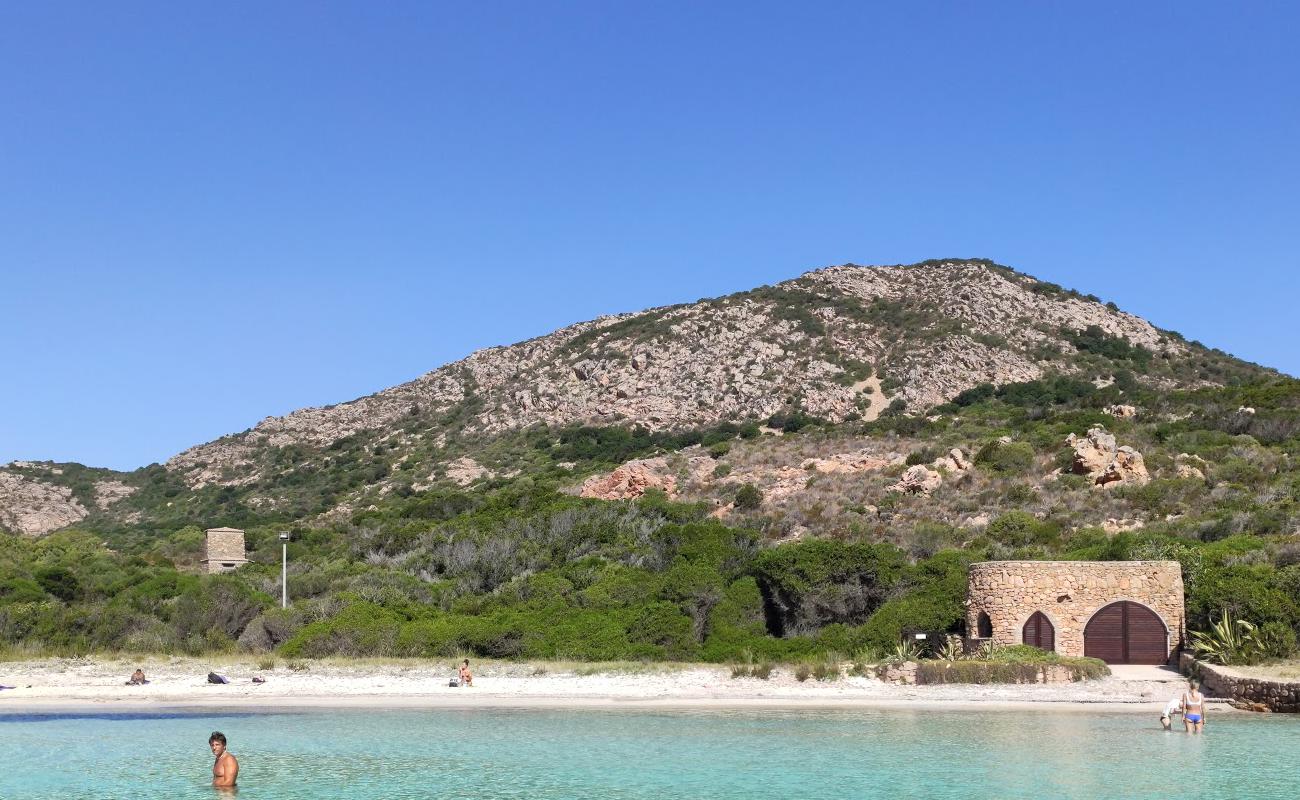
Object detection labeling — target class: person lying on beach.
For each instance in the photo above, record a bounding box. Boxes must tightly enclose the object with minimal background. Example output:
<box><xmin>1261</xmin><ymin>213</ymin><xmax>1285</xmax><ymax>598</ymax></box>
<box><xmin>126</xmin><ymin>669</ymin><xmax>148</xmax><ymax>685</ymax></box>
<box><xmin>209</xmin><ymin>731</ymin><xmax>239</xmax><ymax>788</ymax></box>
<box><xmin>459</xmin><ymin>659</ymin><xmax>473</xmax><ymax>687</ymax></box>
<box><xmin>1160</xmin><ymin>695</ymin><xmax>1182</xmax><ymax>730</ymax></box>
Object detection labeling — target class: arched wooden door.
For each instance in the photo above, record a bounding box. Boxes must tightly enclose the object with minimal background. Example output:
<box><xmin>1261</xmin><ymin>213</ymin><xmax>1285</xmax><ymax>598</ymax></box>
<box><xmin>1084</xmin><ymin>601</ymin><xmax>1168</xmax><ymax>664</ymax></box>
<box><xmin>1022</xmin><ymin>611</ymin><xmax>1055</xmax><ymax>651</ymax></box>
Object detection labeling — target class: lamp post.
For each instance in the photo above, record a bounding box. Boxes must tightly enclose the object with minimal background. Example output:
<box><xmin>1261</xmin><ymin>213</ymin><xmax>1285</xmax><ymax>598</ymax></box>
<box><xmin>278</xmin><ymin>531</ymin><xmax>290</xmax><ymax>609</ymax></box>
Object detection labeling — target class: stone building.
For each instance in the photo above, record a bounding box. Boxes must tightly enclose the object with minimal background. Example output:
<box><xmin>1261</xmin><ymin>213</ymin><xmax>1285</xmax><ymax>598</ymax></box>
<box><xmin>966</xmin><ymin>561</ymin><xmax>1185</xmax><ymax>665</ymax></box>
<box><xmin>202</xmin><ymin>527</ymin><xmax>249</xmax><ymax>574</ymax></box>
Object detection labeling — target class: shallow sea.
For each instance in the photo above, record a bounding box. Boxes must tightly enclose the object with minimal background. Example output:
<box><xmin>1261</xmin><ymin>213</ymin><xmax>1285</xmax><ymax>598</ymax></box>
<box><xmin>1</xmin><ymin>706</ymin><xmax>1297</xmax><ymax>799</ymax></box>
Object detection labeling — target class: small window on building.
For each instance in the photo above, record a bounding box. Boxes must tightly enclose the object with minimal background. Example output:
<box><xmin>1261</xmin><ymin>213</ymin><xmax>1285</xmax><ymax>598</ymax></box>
<box><xmin>977</xmin><ymin>611</ymin><xmax>993</xmax><ymax>638</ymax></box>
<box><xmin>222</xmin><ymin>563</ymin><xmax>235</xmax><ymax>568</ymax></box>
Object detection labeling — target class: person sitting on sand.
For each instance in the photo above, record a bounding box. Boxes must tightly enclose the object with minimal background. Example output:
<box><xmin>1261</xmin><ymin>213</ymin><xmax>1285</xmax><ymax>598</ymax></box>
<box><xmin>127</xmin><ymin>668</ymin><xmax>148</xmax><ymax>686</ymax></box>
<box><xmin>459</xmin><ymin>659</ymin><xmax>473</xmax><ymax>687</ymax></box>
<box><xmin>1160</xmin><ymin>695</ymin><xmax>1182</xmax><ymax>730</ymax></box>
<box><xmin>209</xmin><ymin>731</ymin><xmax>239</xmax><ymax>788</ymax></box>
<box><xmin>1182</xmin><ymin>680</ymin><xmax>1206</xmax><ymax>733</ymax></box>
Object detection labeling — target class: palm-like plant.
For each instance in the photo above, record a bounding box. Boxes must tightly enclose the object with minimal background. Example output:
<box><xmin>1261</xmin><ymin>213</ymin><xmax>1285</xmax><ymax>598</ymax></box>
<box><xmin>1189</xmin><ymin>610</ymin><xmax>1259</xmax><ymax>665</ymax></box>
<box><xmin>887</xmin><ymin>639</ymin><xmax>922</xmax><ymax>663</ymax></box>
<box><xmin>936</xmin><ymin>636</ymin><xmax>964</xmax><ymax>661</ymax></box>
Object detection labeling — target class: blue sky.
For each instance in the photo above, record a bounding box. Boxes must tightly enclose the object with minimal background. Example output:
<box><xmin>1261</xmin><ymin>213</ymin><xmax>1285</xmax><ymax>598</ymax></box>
<box><xmin>2</xmin><ymin>2</ymin><xmax>1297</xmax><ymax>471</ymax></box>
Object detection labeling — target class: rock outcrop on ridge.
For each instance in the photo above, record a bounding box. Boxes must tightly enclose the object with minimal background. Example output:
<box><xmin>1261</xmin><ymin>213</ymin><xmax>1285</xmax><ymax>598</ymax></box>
<box><xmin>1066</xmin><ymin>427</ymin><xmax>1151</xmax><ymax>488</ymax></box>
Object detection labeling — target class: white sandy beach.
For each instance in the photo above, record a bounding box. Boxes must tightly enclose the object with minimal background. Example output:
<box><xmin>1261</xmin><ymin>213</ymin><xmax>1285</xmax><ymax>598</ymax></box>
<box><xmin>0</xmin><ymin>657</ymin><xmax>1216</xmax><ymax>713</ymax></box>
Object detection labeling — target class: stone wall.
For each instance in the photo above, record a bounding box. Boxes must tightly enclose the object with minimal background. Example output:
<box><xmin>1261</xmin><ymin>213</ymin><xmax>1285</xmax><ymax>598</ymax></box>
<box><xmin>202</xmin><ymin>527</ymin><xmax>248</xmax><ymax>574</ymax></box>
<box><xmin>1181</xmin><ymin>653</ymin><xmax>1300</xmax><ymax>713</ymax></box>
<box><xmin>966</xmin><ymin>561</ymin><xmax>1185</xmax><ymax>660</ymax></box>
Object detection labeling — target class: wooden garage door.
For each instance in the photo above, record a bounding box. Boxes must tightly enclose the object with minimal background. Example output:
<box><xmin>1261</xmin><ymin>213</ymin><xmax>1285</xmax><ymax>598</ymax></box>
<box><xmin>1084</xmin><ymin>601</ymin><xmax>1168</xmax><ymax>664</ymax></box>
<box><xmin>1023</xmin><ymin>611</ymin><xmax>1055</xmax><ymax>652</ymax></box>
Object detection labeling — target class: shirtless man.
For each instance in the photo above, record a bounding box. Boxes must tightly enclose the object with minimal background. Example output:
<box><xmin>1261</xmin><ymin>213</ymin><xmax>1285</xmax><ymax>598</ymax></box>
<box><xmin>459</xmin><ymin>659</ymin><xmax>473</xmax><ymax>687</ymax></box>
<box><xmin>209</xmin><ymin>731</ymin><xmax>239</xmax><ymax>787</ymax></box>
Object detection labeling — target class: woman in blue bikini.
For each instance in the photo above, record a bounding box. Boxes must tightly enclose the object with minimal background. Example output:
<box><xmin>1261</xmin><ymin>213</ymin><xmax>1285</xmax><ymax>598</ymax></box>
<box><xmin>1182</xmin><ymin>680</ymin><xmax>1206</xmax><ymax>733</ymax></box>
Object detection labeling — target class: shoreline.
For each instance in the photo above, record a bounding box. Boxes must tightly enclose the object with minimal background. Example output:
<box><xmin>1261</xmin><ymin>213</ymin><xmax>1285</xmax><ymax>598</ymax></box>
<box><xmin>0</xmin><ymin>655</ymin><xmax>1229</xmax><ymax>715</ymax></box>
<box><xmin>1</xmin><ymin>694</ymin><xmax>1198</xmax><ymax>714</ymax></box>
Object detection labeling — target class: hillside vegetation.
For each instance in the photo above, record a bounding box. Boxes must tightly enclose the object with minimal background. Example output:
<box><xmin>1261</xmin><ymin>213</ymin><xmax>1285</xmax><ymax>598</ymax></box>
<box><xmin>1</xmin><ymin>261</ymin><xmax>1296</xmax><ymax>664</ymax></box>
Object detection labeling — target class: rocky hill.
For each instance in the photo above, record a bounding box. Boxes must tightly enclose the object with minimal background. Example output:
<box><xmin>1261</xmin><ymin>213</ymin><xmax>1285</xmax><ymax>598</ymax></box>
<box><xmin>0</xmin><ymin>259</ymin><xmax>1276</xmax><ymax>536</ymax></box>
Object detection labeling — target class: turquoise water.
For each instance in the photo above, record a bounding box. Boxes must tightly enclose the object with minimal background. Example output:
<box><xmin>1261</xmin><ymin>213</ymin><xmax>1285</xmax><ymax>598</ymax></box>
<box><xmin>2</xmin><ymin>707</ymin><xmax>1298</xmax><ymax>799</ymax></box>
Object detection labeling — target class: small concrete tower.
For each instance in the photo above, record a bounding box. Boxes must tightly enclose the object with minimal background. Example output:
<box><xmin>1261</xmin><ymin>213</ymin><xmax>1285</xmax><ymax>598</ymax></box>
<box><xmin>202</xmin><ymin>527</ymin><xmax>249</xmax><ymax>574</ymax></box>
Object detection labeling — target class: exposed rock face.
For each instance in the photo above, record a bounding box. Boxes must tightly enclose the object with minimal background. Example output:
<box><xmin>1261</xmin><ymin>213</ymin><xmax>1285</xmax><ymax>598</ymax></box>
<box><xmin>1105</xmin><ymin>404</ymin><xmax>1138</xmax><ymax>418</ymax></box>
<box><xmin>162</xmin><ymin>262</ymin><xmax>1194</xmax><ymax>490</ymax></box>
<box><xmin>1098</xmin><ymin>447</ymin><xmax>1149</xmax><ymax>488</ymax></box>
<box><xmin>1066</xmin><ymin>427</ymin><xmax>1150</xmax><ymax>488</ymax></box>
<box><xmin>1101</xmin><ymin>518</ymin><xmax>1144</xmax><ymax>534</ymax></box>
<box><xmin>800</xmin><ymin>450</ymin><xmax>898</xmax><ymax>475</ymax></box>
<box><xmin>0</xmin><ymin>471</ymin><xmax>88</xmax><ymax>536</ymax></box>
<box><xmin>932</xmin><ymin>448</ymin><xmax>970</xmax><ymax>473</ymax></box>
<box><xmin>889</xmin><ymin>464</ymin><xmax>943</xmax><ymax>495</ymax></box>
<box><xmin>578</xmin><ymin>444</ymin><xmax>904</xmax><ymax>511</ymax></box>
<box><xmin>1175</xmin><ymin>453</ymin><xmax>1208</xmax><ymax>481</ymax></box>
<box><xmin>443</xmin><ymin>457</ymin><xmax>490</xmax><ymax>487</ymax></box>
<box><xmin>578</xmin><ymin>457</ymin><xmax>678</xmax><ymax>500</ymax></box>
<box><xmin>93</xmin><ymin>479</ymin><xmax>136</xmax><ymax>507</ymax></box>
<box><xmin>730</xmin><ymin>449</ymin><xmax>902</xmax><ymax>507</ymax></box>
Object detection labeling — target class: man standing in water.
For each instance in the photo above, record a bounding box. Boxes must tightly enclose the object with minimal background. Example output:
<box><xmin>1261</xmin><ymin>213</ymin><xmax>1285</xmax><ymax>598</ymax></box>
<box><xmin>209</xmin><ymin>731</ymin><xmax>239</xmax><ymax>787</ymax></box>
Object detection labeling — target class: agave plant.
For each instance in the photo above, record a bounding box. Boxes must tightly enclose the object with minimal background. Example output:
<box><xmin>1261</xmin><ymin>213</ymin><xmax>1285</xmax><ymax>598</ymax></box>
<box><xmin>886</xmin><ymin>639</ymin><xmax>922</xmax><ymax>664</ymax></box>
<box><xmin>935</xmin><ymin>636</ymin><xmax>964</xmax><ymax>662</ymax></box>
<box><xmin>1189</xmin><ymin>610</ymin><xmax>1259</xmax><ymax>665</ymax></box>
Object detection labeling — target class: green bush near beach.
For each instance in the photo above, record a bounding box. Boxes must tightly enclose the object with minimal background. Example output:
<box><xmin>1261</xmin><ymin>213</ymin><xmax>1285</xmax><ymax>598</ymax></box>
<box><xmin>916</xmin><ymin>647</ymin><xmax>1110</xmax><ymax>684</ymax></box>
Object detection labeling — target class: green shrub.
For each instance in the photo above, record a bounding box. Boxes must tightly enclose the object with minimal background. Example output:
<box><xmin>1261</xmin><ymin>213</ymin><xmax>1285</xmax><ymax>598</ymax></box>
<box><xmin>627</xmin><ymin>602</ymin><xmax>696</xmax><ymax>660</ymax></box>
<box><xmin>1255</xmin><ymin>621</ymin><xmax>1298</xmax><ymax>660</ymax></box>
<box><xmin>974</xmin><ymin>441</ymin><xmax>1035</xmax><ymax>474</ymax></box>
<box><xmin>729</xmin><ymin>648</ymin><xmax>775</xmax><ymax>679</ymax></box>
<box><xmin>1185</xmin><ymin>564</ymin><xmax>1300</xmax><ymax>633</ymax></box>
<box><xmin>1003</xmin><ymin>484</ymin><xmax>1038</xmax><ymax>504</ymax></box>
<box><xmin>905</xmin><ymin>446</ymin><xmax>943</xmax><ymax>466</ymax></box>
<box><xmin>753</xmin><ymin>541</ymin><xmax>906</xmax><ymax>635</ymax></box>
<box><xmin>34</xmin><ymin>567</ymin><xmax>81</xmax><ymax>602</ymax></box>
<box><xmin>811</xmin><ymin>653</ymin><xmax>843</xmax><ymax>681</ymax></box>
<box><xmin>856</xmin><ymin>550</ymin><xmax>972</xmax><ymax>652</ymax></box>
<box><xmin>700</xmin><ymin>578</ymin><xmax>770</xmax><ymax>661</ymax></box>
<box><xmin>280</xmin><ymin>602</ymin><xmax>403</xmax><ymax>658</ymax></box>
<box><xmin>986</xmin><ymin>511</ymin><xmax>1057</xmax><ymax>548</ymax></box>
<box><xmin>734</xmin><ymin>484</ymin><xmax>763</xmax><ymax>510</ymax></box>
<box><xmin>0</xmin><ymin>578</ymin><xmax>47</xmax><ymax>604</ymax></box>
<box><xmin>1062</xmin><ymin>325</ymin><xmax>1152</xmax><ymax>366</ymax></box>
<box><xmin>396</xmin><ymin>617</ymin><xmax>464</xmax><ymax>657</ymax></box>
